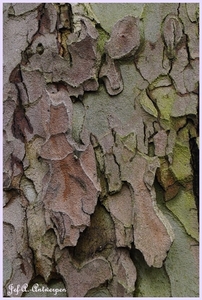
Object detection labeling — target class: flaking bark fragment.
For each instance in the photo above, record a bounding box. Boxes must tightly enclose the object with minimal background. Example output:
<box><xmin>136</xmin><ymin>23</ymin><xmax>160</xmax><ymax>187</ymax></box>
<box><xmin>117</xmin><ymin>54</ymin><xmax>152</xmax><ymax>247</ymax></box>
<box><xmin>3</xmin><ymin>3</ymin><xmax>199</xmax><ymax>297</ymax></box>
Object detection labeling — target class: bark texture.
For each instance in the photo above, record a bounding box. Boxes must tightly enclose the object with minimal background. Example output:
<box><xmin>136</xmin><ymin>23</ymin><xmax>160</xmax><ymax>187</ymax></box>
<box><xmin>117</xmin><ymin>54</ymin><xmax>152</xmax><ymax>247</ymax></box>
<box><xmin>3</xmin><ymin>3</ymin><xmax>199</xmax><ymax>297</ymax></box>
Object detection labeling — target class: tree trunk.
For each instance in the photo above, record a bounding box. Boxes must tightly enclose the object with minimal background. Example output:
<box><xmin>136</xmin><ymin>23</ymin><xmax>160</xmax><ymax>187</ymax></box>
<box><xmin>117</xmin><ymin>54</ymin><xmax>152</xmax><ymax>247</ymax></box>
<box><xmin>3</xmin><ymin>3</ymin><xmax>199</xmax><ymax>297</ymax></box>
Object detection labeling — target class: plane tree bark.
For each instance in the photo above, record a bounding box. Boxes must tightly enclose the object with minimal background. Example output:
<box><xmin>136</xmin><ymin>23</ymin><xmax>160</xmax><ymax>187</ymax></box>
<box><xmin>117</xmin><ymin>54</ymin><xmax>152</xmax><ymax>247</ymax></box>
<box><xmin>3</xmin><ymin>3</ymin><xmax>199</xmax><ymax>297</ymax></box>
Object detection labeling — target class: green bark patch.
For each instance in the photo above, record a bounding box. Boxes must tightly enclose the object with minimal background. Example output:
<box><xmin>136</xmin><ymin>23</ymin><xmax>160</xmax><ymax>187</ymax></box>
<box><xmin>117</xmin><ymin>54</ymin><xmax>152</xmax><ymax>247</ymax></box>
<box><xmin>155</xmin><ymin>181</ymin><xmax>199</xmax><ymax>297</ymax></box>
<box><xmin>90</xmin><ymin>3</ymin><xmax>144</xmax><ymax>33</ymax></box>
<box><xmin>170</xmin><ymin>142</ymin><xmax>192</xmax><ymax>184</ymax></box>
<box><xmin>139</xmin><ymin>91</ymin><xmax>158</xmax><ymax>118</ymax></box>
<box><xmin>150</xmin><ymin>86</ymin><xmax>176</xmax><ymax>121</ymax></box>
<box><xmin>132</xmin><ymin>248</ymin><xmax>171</xmax><ymax>297</ymax></box>
<box><xmin>166</xmin><ymin>189</ymin><xmax>199</xmax><ymax>241</ymax></box>
<box><xmin>96</xmin><ymin>26</ymin><xmax>110</xmax><ymax>55</ymax></box>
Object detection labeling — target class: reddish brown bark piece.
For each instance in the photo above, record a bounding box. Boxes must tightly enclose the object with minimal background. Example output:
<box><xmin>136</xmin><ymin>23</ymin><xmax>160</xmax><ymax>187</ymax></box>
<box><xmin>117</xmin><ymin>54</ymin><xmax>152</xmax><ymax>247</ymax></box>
<box><xmin>108</xmin><ymin>248</ymin><xmax>137</xmax><ymax>296</ymax></box>
<box><xmin>57</xmin><ymin>250</ymin><xmax>112</xmax><ymax>297</ymax></box>
<box><xmin>105</xmin><ymin>16</ymin><xmax>140</xmax><ymax>59</ymax></box>
<box><xmin>49</xmin><ymin>103</ymin><xmax>69</xmax><ymax>135</ymax></box>
<box><xmin>43</xmin><ymin>153</ymin><xmax>99</xmax><ymax>247</ymax></box>
<box><xmin>65</xmin><ymin>18</ymin><xmax>99</xmax><ymax>90</ymax></box>
<box><xmin>40</xmin><ymin>134</ymin><xmax>72</xmax><ymax>160</ymax></box>
<box><xmin>104</xmin><ymin>184</ymin><xmax>133</xmax><ymax>247</ymax></box>
<box><xmin>114</xmin><ymin>141</ymin><xmax>173</xmax><ymax>267</ymax></box>
<box><xmin>131</xmin><ymin>154</ymin><xmax>172</xmax><ymax>267</ymax></box>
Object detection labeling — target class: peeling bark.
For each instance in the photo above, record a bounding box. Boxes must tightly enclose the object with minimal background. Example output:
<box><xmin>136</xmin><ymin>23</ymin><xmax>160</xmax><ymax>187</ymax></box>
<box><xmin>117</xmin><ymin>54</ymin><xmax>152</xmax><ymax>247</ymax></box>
<box><xmin>3</xmin><ymin>3</ymin><xmax>199</xmax><ymax>297</ymax></box>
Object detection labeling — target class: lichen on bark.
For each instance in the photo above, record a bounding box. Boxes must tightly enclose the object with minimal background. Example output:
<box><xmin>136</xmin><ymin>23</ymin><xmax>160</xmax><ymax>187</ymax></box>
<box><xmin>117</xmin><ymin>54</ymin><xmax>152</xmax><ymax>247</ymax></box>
<box><xmin>3</xmin><ymin>3</ymin><xmax>199</xmax><ymax>297</ymax></box>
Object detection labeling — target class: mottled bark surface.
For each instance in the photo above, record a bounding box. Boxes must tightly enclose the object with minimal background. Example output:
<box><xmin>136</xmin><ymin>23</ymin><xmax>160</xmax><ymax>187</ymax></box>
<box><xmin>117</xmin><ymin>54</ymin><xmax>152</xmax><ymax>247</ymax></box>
<box><xmin>3</xmin><ymin>3</ymin><xmax>199</xmax><ymax>297</ymax></box>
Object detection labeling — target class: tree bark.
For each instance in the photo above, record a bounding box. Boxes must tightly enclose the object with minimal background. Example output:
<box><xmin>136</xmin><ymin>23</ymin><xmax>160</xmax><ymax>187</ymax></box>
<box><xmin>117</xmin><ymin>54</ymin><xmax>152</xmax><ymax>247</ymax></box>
<box><xmin>3</xmin><ymin>3</ymin><xmax>199</xmax><ymax>297</ymax></box>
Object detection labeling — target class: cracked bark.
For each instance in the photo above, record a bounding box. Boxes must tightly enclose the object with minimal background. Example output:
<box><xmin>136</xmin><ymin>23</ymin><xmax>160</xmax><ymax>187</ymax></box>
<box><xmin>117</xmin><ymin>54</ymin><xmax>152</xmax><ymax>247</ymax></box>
<box><xmin>3</xmin><ymin>3</ymin><xmax>199</xmax><ymax>297</ymax></box>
